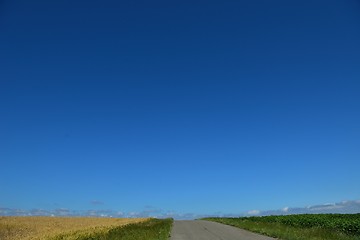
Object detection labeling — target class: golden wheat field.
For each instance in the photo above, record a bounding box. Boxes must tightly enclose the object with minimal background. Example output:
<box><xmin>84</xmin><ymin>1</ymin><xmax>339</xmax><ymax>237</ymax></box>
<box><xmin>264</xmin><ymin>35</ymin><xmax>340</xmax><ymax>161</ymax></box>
<box><xmin>0</xmin><ymin>216</ymin><xmax>148</xmax><ymax>240</ymax></box>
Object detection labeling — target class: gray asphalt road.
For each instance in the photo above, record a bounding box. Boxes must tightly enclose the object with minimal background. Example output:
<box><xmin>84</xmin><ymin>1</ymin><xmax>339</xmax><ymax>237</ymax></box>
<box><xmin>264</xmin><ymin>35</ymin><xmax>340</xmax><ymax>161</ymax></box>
<box><xmin>170</xmin><ymin>220</ymin><xmax>276</xmax><ymax>240</ymax></box>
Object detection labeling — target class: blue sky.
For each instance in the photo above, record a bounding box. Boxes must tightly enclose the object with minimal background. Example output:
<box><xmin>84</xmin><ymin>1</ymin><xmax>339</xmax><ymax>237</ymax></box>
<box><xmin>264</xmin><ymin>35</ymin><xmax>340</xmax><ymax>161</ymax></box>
<box><xmin>1</xmin><ymin>0</ymin><xmax>360</xmax><ymax>216</ymax></box>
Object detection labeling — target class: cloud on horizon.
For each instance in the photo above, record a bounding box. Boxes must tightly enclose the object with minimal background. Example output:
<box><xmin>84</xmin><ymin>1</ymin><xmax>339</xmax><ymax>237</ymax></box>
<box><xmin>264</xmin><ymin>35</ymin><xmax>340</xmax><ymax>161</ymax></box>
<box><xmin>247</xmin><ymin>210</ymin><xmax>261</xmax><ymax>215</ymax></box>
<box><xmin>1</xmin><ymin>200</ymin><xmax>360</xmax><ymax>219</ymax></box>
<box><xmin>241</xmin><ymin>200</ymin><xmax>360</xmax><ymax>216</ymax></box>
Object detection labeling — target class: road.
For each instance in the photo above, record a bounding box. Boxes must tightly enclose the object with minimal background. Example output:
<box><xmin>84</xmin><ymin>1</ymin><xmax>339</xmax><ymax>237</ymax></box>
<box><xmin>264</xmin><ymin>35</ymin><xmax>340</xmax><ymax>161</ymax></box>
<box><xmin>170</xmin><ymin>220</ymin><xmax>276</xmax><ymax>240</ymax></box>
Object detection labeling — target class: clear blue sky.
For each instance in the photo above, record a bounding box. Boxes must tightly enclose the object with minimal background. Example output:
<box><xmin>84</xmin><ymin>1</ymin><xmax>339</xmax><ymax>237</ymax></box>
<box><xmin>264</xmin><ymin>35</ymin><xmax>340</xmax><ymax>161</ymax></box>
<box><xmin>1</xmin><ymin>0</ymin><xmax>360</xmax><ymax>216</ymax></box>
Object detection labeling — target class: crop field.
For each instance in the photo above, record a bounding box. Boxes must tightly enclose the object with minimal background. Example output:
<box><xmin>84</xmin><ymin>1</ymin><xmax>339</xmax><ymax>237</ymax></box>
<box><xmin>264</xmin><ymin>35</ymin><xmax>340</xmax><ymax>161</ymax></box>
<box><xmin>204</xmin><ymin>214</ymin><xmax>360</xmax><ymax>240</ymax></box>
<box><xmin>0</xmin><ymin>216</ymin><xmax>149</xmax><ymax>240</ymax></box>
<box><xmin>65</xmin><ymin>218</ymin><xmax>173</xmax><ymax>240</ymax></box>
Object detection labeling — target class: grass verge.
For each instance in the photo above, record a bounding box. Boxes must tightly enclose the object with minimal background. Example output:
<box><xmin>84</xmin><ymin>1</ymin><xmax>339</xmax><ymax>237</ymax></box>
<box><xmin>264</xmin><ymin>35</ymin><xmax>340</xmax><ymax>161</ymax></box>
<box><xmin>204</xmin><ymin>214</ymin><xmax>360</xmax><ymax>240</ymax></box>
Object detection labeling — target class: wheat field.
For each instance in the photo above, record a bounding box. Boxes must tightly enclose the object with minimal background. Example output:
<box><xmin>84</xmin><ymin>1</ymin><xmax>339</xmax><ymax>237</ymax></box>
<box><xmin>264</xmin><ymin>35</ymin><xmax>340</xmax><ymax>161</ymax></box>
<box><xmin>0</xmin><ymin>216</ymin><xmax>148</xmax><ymax>240</ymax></box>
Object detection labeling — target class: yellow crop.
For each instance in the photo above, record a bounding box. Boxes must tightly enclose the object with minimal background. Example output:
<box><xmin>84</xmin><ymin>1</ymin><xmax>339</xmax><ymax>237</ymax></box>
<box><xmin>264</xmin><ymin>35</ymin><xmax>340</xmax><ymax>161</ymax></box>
<box><xmin>0</xmin><ymin>216</ymin><xmax>148</xmax><ymax>240</ymax></box>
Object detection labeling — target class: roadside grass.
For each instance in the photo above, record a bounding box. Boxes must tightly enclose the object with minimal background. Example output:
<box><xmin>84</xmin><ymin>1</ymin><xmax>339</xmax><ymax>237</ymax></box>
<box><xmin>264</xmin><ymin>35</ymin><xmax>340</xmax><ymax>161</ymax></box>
<box><xmin>51</xmin><ymin>218</ymin><xmax>173</xmax><ymax>240</ymax></box>
<box><xmin>204</xmin><ymin>214</ymin><xmax>360</xmax><ymax>240</ymax></box>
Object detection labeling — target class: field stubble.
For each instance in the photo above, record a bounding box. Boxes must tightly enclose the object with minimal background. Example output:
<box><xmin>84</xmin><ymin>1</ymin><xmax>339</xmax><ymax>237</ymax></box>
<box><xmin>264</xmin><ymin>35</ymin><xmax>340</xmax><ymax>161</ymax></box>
<box><xmin>0</xmin><ymin>216</ymin><xmax>147</xmax><ymax>240</ymax></box>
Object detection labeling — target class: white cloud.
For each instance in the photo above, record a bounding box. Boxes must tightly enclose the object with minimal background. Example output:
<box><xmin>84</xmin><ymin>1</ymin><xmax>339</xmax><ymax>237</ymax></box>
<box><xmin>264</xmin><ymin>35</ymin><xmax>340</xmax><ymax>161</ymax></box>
<box><xmin>247</xmin><ymin>210</ymin><xmax>260</xmax><ymax>215</ymax></box>
<box><xmin>256</xmin><ymin>199</ymin><xmax>360</xmax><ymax>216</ymax></box>
<box><xmin>1</xmin><ymin>199</ymin><xmax>360</xmax><ymax>219</ymax></box>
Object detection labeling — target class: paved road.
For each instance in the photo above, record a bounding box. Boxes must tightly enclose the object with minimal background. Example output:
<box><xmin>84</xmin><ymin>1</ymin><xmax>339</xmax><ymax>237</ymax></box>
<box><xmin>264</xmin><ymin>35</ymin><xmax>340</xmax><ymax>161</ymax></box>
<box><xmin>170</xmin><ymin>220</ymin><xmax>276</xmax><ymax>240</ymax></box>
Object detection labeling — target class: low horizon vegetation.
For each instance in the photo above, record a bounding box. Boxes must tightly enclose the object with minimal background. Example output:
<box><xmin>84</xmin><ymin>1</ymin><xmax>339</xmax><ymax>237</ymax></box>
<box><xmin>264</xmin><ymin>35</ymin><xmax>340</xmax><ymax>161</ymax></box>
<box><xmin>204</xmin><ymin>213</ymin><xmax>360</xmax><ymax>240</ymax></box>
<box><xmin>0</xmin><ymin>216</ymin><xmax>172</xmax><ymax>240</ymax></box>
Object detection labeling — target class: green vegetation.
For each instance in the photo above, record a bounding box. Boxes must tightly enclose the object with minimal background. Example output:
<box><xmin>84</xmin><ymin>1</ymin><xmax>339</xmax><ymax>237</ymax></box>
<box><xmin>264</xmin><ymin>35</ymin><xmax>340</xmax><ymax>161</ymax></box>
<box><xmin>204</xmin><ymin>214</ymin><xmax>360</xmax><ymax>240</ymax></box>
<box><xmin>51</xmin><ymin>218</ymin><xmax>173</xmax><ymax>240</ymax></box>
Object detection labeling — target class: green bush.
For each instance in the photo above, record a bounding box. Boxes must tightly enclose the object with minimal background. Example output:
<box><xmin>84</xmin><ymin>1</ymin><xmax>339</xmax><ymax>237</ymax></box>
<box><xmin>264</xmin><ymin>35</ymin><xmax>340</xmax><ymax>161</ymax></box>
<box><xmin>204</xmin><ymin>214</ymin><xmax>360</xmax><ymax>240</ymax></box>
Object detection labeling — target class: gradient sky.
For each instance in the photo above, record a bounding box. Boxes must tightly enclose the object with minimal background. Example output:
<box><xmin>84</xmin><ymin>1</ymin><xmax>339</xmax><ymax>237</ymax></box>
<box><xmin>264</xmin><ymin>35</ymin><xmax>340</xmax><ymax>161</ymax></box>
<box><xmin>1</xmin><ymin>0</ymin><xmax>360</xmax><ymax>216</ymax></box>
